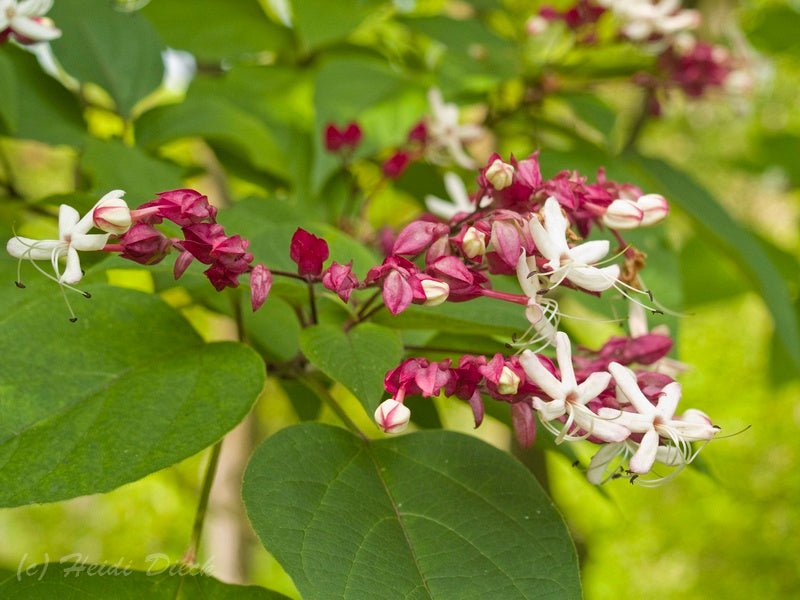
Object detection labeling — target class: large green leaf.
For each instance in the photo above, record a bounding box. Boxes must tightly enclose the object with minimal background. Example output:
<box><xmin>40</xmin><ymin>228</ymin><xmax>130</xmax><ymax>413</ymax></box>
<box><xmin>300</xmin><ymin>323</ymin><xmax>403</xmax><ymax>415</ymax></box>
<box><xmin>0</xmin><ymin>564</ymin><xmax>288</xmax><ymax>599</ymax></box>
<box><xmin>0</xmin><ymin>46</ymin><xmax>85</xmax><ymax>146</ymax></box>
<box><xmin>624</xmin><ymin>153</ymin><xmax>800</xmax><ymax>369</ymax></box>
<box><xmin>80</xmin><ymin>138</ymin><xmax>184</xmax><ymax>200</ymax></box>
<box><xmin>142</xmin><ymin>0</ymin><xmax>293</xmax><ymax>63</ymax></box>
<box><xmin>0</xmin><ymin>285</ymin><xmax>265</xmax><ymax>507</ymax></box>
<box><xmin>743</xmin><ymin>4</ymin><xmax>800</xmax><ymax>58</ymax></box>
<box><xmin>49</xmin><ymin>0</ymin><xmax>165</xmax><ymax>118</ymax></box>
<box><xmin>243</xmin><ymin>424</ymin><xmax>581</xmax><ymax>599</ymax></box>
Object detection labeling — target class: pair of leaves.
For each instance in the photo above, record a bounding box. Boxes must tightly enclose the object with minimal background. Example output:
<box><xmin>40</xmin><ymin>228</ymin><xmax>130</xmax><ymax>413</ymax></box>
<box><xmin>0</xmin><ymin>286</ymin><xmax>264</xmax><ymax>507</ymax></box>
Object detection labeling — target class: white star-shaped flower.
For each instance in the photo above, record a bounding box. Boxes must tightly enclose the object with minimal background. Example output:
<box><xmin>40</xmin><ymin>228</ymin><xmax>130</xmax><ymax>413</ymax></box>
<box><xmin>0</xmin><ymin>0</ymin><xmax>61</xmax><ymax>42</ymax></box>
<box><xmin>425</xmin><ymin>172</ymin><xmax>491</xmax><ymax>221</ymax></box>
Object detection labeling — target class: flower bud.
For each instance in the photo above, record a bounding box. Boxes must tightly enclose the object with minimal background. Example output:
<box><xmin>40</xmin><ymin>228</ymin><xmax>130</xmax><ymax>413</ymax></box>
<box><xmin>636</xmin><ymin>194</ymin><xmax>669</xmax><ymax>226</ymax></box>
<box><xmin>322</xmin><ymin>261</ymin><xmax>359</xmax><ymax>303</ymax></box>
<box><xmin>497</xmin><ymin>366</ymin><xmax>521</xmax><ymax>396</ymax></box>
<box><xmin>602</xmin><ymin>199</ymin><xmax>643</xmax><ymax>230</ymax></box>
<box><xmin>485</xmin><ymin>159</ymin><xmax>515</xmax><ymax>190</ymax></box>
<box><xmin>383</xmin><ymin>151</ymin><xmax>411</xmax><ymax>179</ymax></box>
<box><xmin>119</xmin><ymin>224</ymin><xmax>172</xmax><ymax>265</ymax></box>
<box><xmin>374</xmin><ymin>399</ymin><xmax>411</xmax><ymax>434</ymax></box>
<box><xmin>250</xmin><ymin>264</ymin><xmax>273</xmax><ymax>311</ymax></box>
<box><xmin>421</xmin><ymin>279</ymin><xmax>449</xmax><ymax>306</ymax></box>
<box><xmin>93</xmin><ymin>193</ymin><xmax>132</xmax><ymax>235</ymax></box>
<box><xmin>462</xmin><ymin>226</ymin><xmax>487</xmax><ymax>258</ymax></box>
<box><xmin>290</xmin><ymin>228</ymin><xmax>330</xmax><ymax>277</ymax></box>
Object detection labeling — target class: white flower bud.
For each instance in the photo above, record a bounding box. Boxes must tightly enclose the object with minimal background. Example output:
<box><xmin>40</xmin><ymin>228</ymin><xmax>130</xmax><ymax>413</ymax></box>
<box><xmin>93</xmin><ymin>191</ymin><xmax>131</xmax><ymax>235</ymax></box>
<box><xmin>602</xmin><ymin>199</ymin><xmax>643</xmax><ymax>230</ymax></box>
<box><xmin>485</xmin><ymin>159</ymin><xmax>515</xmax><ymax>190</ymax></box>
<box><xmin>462</xmin><ymin>226</ymin><xmax>487</xmax><ymax>258</ymax></box>
<box><xmin>636</xmin><ymin>194</ymin><xmax>669</xmax><ymax>226</ymax></box>
<box><xmin>374</xmin><ymin>399</ymin><xmax>411</xmax><ymax>434</ymax></box>
<box><xmin>497</xmin><ymin>366</ymin><xmax>521</xmax><ymax>396</ymax></box>
<box><xmin>525</xmin><ymin>16</ymin><xmax>549</xmax><ymax>36</ymax></box>
<box><xmin>421</xmin><ymin>279</ymin><xmax>449</xmax><ymax>306</ymax></box>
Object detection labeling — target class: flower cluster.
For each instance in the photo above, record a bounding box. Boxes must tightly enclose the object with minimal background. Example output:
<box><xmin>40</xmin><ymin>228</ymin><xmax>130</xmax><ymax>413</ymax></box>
<box><xmin>7</xmin><ymin>189</ymin><xmax>274</xmax><ymax>316</ymax></box>
<box><xmin>0</xmin><ymin>0</ymin><xmax>61</xmax><ymax>44</ymax></box>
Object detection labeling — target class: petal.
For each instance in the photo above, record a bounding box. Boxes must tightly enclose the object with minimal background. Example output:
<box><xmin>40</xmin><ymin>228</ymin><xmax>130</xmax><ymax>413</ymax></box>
<box><xmin>60</xmin><ymin>246</ymin><xmax>82</xmax><ymax>284</ymax></box>
<box><xmin>574</xmin><ymin>406</ymin><xmax>630</xmax><ymax>442</ymax></box>
<box><xmin>58</xmin><ymin>204</ymin><xmax>80</xmax><ymax>240</ymax></box>
<box><xmin>597</xmin><ymin>407</ymin><xmax>653</xmax><ymax>433</ymax></box>
<box><xmin>443</xmin><ymin>172</ymin><xmax>470</xmax><ymax>210</ymax></box>
<box><xmin>663</xmin><ymin>419</ymin><xmax>718</xmax><ymax>441</ymax></box>
<box><xmin>655</xmin><ymin>381</ymin><xmax>681</xmax><ymax>419</ymax></box>
<box><xmin>528</xmin><ymin>215</ymin><xmax>560</xmax><ymax>267</ymax></box>
<box><xmin>608</xmin><ymin>362</ymin><xmax>656</xmax><ymax>416</ymax></box>
<box><xmin>655</xmin><ymin>444</ymin><xmax>685</xmax><ymax>467</ymax></box>
<box><xmin>576</xmin><ymin>371</ymin><xmax>612</xmax><ymax>405</ymax></box>
<box><xmin>541</xmin><ymin>197</ymin><xmax>568</xmax><ymax>242</ymax></box>
<box><xmin>6</xmin><ymin>237</ymin><xmax>61</xmax><ymax>260</ymax></box>
<box><xmin>511</xmin><ymin>401</ymin><xmax>537</xmax><ymax>448</ymax></box>
<box><xmin>532</xmin><ymin>397</ymin><xmax>565</xmax><ymax>421</ymax></box>
<box><xmin>568</xmin><ymin>240</ymin><xmax>610</xmax><ymax>266</ymax></box>
<box><xmin>516</xmin><ymin>251</ymin><xmax>539</xmax><ymax>298</ymax></box>
<box><xmin>70</xmin><ymin>233</ymin><xmax>110</xmax><ymax>252</ymax></box>
<box><xmin>567</xmin><ymin>264</ymin><xmax>619</xmax><ymax>292</ymax></box>
<box><xmin>75</xmin><ymin>189</ymin><xmax>126</xmax><ymax>234</ymax></box>
<box><xmin>10</xmin><ymin>15</ymin><xmax>61</xmax><ymax>40</ymax></box>
<box><xmin>520</xmin><ymin>350</ymin><xmax>564</xmax><ymax>400</ymax></box>
<box><xmin>555</xmin><ymin>331</ymin><xmax>576</xmax><ymax>390</ymax></box>
<box><xmin>628</xmin><ymin>428</ymin><xmax>659</xmax><ymax>473</ymax></box>
<box><xmin>587</xmin><ymin>442</ymin><xmax>625</xmax><ymax>484</ymax></box>
<box><xmin>18</xmin><ymin>0</ymin><xmax>54</xmax><ymax>14</ymax></box>
<box><xmin>424</xmin><ymin>195</ymin><xmax>458</xmax><ymax>220</ymax></box>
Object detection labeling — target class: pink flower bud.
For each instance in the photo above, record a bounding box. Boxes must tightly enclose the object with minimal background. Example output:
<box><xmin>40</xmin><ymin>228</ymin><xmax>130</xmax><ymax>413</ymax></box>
<box><xmin>173</xmin><ymin>250</ymin><xmax>194</xmax><ymax>279</ymax></box>
<box><xmin>407</xmin><ymin>121</ymin><xmax>427</xmax><ymax>144</ymax></box>
<box><xmin>290</xmin><ymin>228</ymin><xmax>329</xmax><ymax>277</ymax></box>
<box><xmin>119</xmin><ymin>224</ymin><xmax>172</xmax><ymax>265</ymax></box>
<box><xmin>138</xmin><ymin>189</ymin><xmax>217</xmax><ymax>227</ymax></box>
<box><xmin>485</xmin><ymin>159</ymin><xmax>515</xmax><ymax>190</ymax></box>
<box><xmin>322</xmin><ymin>261</ymin><xmax>359</xmax><ymax>303</ymax></box>
<box><xmin>383</xmin><ymin>151</ymin><xmax>411</xmax><ymax>179</ymax></box>
<box><xmin>636</xmin><ymin>194</ymin><xmax>669</xmax><ymax>226</ymax></box>
<box><xmin>374</xmin><ymin>399</ymin><xmax>411</xmax><ymax>433</ymax></box>
<box><xmin>462</xmin><ymin>226</ymin><xmax>487</xmax><ymax>258</ymax></box>
<box><xmin>93</xmin><ymin>191</ymin><xmax>131</xmax><ymax>234</ymax></box>
<box><xmin>511</xmin><ymin>401</ymin><xmax>536</xmax><ymax>448</ymax></box>
<box><xmin>497</xmin><ymin>366</ymin><xmax>521</xmax><ymax>396</ymax></box>
<box><xmin>250</xmin><ymin>264</ymin><xmax>273</xmax><ymax>311</ymax></box>
<box><xmin>392</xmin><ymin>220</ymin><xmax>448</xmax><ymax>256</ymax></box>
<box><xmin>421</xmin><ymin>279</ymin><xmax>449</xmax><ymax>306</ymax></box>
<box><xmin>324</xmin><ymin>122</ymin><xmax>363</xmax><ymax>153</ymax></box>
<box><xmin>602</xmin><ymin>199</ymin><xmax>643</xmax><ymax>230</ymax></box>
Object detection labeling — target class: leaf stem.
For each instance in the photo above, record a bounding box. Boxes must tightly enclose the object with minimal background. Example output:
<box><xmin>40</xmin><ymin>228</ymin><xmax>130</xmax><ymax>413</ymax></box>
<box><xmin>300</xmin><ymin>375</ymin><xmax>368</xmax><ymax>441</ymax></box>
<box><xmin>307</xmin><ymin>281</ymin><xmax>318</xmax><ymax>325</ymax></box>
<box><xmin>183</xmin><ymin>440</ymin><xmax>223</xmax><ymax>565</ymax></box>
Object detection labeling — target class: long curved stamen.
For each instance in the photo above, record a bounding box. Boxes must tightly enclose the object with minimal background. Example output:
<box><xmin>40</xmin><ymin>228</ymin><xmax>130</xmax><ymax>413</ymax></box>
<box><xmin>26</xmin><ymin>255</ymin><xmax>90</xmax><ymax>297</ymax></box>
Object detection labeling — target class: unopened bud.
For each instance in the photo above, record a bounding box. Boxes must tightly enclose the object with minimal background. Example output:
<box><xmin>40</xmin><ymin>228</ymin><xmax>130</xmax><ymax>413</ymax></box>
<box><xmin>485</xmin><ymin>159</ymin><xmax>515</xmax><ymax>190</ymax></box>
<box><xmin>462</xmin><ymin>226</ymin><xmax>487</xmax><ymax>258</ymax></box>
<box><xmin>497</xmin><ymin>366</ymin><xmax>521</xmax><ymax>395</ymax></box>
<box><xmin>602</xmin><ymin>199</ymin><xmax>643</xmax><ymax>230</ymax></box>
<box><xmin>526</xmin><ymin>15</ymin><xmax>549</xmax><ymax>35</ymax></box>
<box><xmin>421</xmin><ymin>279</ymin><xmax>450</xmax><ymax>306</ymax></box>
<box><xmin>374</xmin><ymin>399</ymin><xmax>411</xmax><ymax>434</ymax></box>
<box><xmin>93</xmin><ymin>191</ymin><xmax>131</xmax><ymax>234</ymax></box>
<box><xmin>636</xmin><ymin>194</ymin><xmax>669</xmax><ymax>226</ymax></box>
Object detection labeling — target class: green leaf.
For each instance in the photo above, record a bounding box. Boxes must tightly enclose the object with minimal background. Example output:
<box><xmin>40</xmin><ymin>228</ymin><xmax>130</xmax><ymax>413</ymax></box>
<box><xmin>291</xmin><ymin>0</ymin><xmax>385</xmax><ymax>52</ymax></box>
<box><xmin>243</xmin><ymin>424</ymin><xmax>581</xmax><ymax>599</ymax></box>
<box><xmin>624</xmin><ymin>152</ymin><xmax>800</xmax><ymax>369</ymax></box>
<box><xmin>49</xmin><ymin>0</ymin><xmax>165</xmax><ymax>117</ymax></box>
<box><xmin>241</xmin><ymin>293</ymin><xmax>302</xmax><ymax>362</ymax></box>
<box><xmin>0</xmin><ymin>285</ymin><xmax>265</xmax><ymax>507</ymax></box>
<box><xmin>80</xmin><ymin>138</ymin><xmax>184</xmax><ymax>200</ymax></box>
<box><xmin>300</xmin><ymin>324</ymin><xmax>403</xmax><ymax>415</ymax></box>
<box><xmin>142</xmin><ymin>0</ymin><xmax>293</xmax><ymax>63</ymax></box>
<box><xmin>0</xmin><ymin>564</ymin><xmax>288</xmax><ymax>599</ymax></box>
<box><xmin>743</xmin><ymin>4</ymin><xmax>800</xmax><ymax>57</ymax></box>
<box><xmin>0</xmin><ymin>46</ymin><xmax>85</xmax><ymax>146</ymax></box>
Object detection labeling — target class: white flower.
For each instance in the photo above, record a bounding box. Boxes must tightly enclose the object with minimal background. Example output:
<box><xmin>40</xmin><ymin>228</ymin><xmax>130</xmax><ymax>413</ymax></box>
<box><xmin>600</xmin><ymin>0</ymin><xmax>700</xmax><ymax>42</ymax></box>
<box><xmin>515</xmin><ymin>251</ymin><xmax>558</xmax><ymax>348</ymax></box>
<box><xmin>374</xmin><ymin>399</ymin><xmax>411</xmax><ymax>434</ymax></box>
<box><xmin>599</xmin><ymin>362</ymin><xmax>718</xmax><ymax>474</ymax></box>
<box><xmin>586</xmin><ymin>440</ymin><xmax>685</xmax><ymax>485</ymax></box>
<box><xmin>529</xmin><ymin>197</ymin><xmax>620</xmax><ymax>292</ymax></box>
<box><xmin>425</xmin><ymin>172</ymin><xmax>491</xmax><ymax>221</ymax></box>
<box><xmin>0</xmin><ymin>0</ymin><xmax>61</xmax><ymax>42</ymax></box>
<box><xmin>425</xmin><ymin>88</ymin><xmax>484</xmax><ymax>169</ymax></box>
<box><xmin>520</xmin><ymin>332</ymin><xmax>629</xmax><ymax>443</ymax></box>
<box><xmin>7</xmin><ymin>203</ymin><xmax>109</xmax><ymax>286</ymax></box>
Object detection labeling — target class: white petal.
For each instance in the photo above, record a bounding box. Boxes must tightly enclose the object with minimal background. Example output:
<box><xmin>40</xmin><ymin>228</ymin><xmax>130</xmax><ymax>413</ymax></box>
<box><xmin>569</xmin><ymin>240</ymin><xmax>610</xmax><ymax>266</ymax></box>
<box><xmin>58</xmin><ymin>204</ymin><xmax>80</xmax><ymax>240</ymax></box>
<box><xmin>6</xmin><ymin>237</ymin><xmax>61</xmax><ymax>260</ymax></box>
<box><xmin>70</xmin><ymin>233</ymin><xmax>110</xmax><ymax>252</ymax></box>
<box><xmin>532</xmin><ymin>397</ymin><xmax>565</xmax><ymax>421</ymax></box>
<box><xmin>424</xmin><ymin>195</ymin><xmax>458</xmax><ymax>220</ymax></box>
<box><xmin>602</xmin><ymin>199</ymin><xmax>643</xmax><ymax>230</ymax></box>
<box><xmin>10</xmin><ymin>15</ymin><xmax>61</xmax><ymax>41</ymax></box>
<box><xmin>528</xmin><ymin>216</ymin><xmax>560</xmax><ymax>267</ymax></box>
<box><xmin>655</xmin><ymin>381</ymin><xmax>681</xmax><ymax>419</ymax></box>
<box><xmin>575</xmin><ymin>407</ymin><xmax>630</xmax><ymax>442</ymax></box>
<box><xmin>542</xmin><ymin>197</ymin><xmax>568</xmax><ymax>241</ymax></box>
<box><xmin>446</xmin><ymin>138</ymin><xmax>476</xmax><ymax>169</ymax></box>
<box><xmin>60</xmin><ymin>246</ymin><xmax>82</xmax><ymax>284</ymax></box>
<box><xmin>18</xmin><ymin>0</ymin><xmax>54</xmax><ymax>15</ymax></box>
<box><xmin>655</xmin><ymin>444</ymin><xmax>685</xmax><ymax>467</ymax></box>
<box><xmin>587</xmin><ymin>442</ymin><xmax>626</xmax><ymax>484</ymax></box>
<box><xmin>555</xmin><ymin>331</ymin><xmax>576</xmax><ymax>390</ymax></box>
<box><xmin>443</xmin><ymin>172</ymin><xmax>470</xmax><ymax>211</ymax></box>
<box><xmin>576</xmin><ymin>371</ymin><xmax>612</xmax><ymax>405</ymax></box>
<box><xmin>75</xmin><ymin>189</ymin><xmax>126</xmax><ymax>234</ymax></box>
<box><xmin>664</xmin><ymin>419</ymin><xmax>718</xmax><ymax>441</ymax></box>
<box><xmin>598</xmin><ymin>407</ymin><xmax>653</xmax><ymax>433</ymax></box>
<box><xmin>520</xmin><ymin>350</ymin><xmax>564</xmax><ymax>400</ymax></box>
<box><xmin>628</xmin><ymin>428</ymin><xmax>659</xmax><ymax>473</ymax></box>
<box><xmin>516</xmin><ymin>252</ymin><xmax>539</xmax><ymax>298</ymax></box>
<box><xmin>608</xmin><ymin>362</ymin><xmax>656</xmax><ymax>416</ymax></box>
<box><xmin>567</xmin><ymin>264</ymin><xmax>619</xmax><ymax>292</ymax></box>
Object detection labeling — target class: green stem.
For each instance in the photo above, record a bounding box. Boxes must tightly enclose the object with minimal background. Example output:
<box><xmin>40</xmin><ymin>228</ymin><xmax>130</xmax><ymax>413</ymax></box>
<box><xmin>183</xmin><ymin>440</ymin><xmax>223</xmax><ymax>564</ymax></box>
<box><xmin>300</xmin><ymin>375</ymin><xmax>367</xmax><ymax>440</ymax></box>
<box><xmin>307</xmin><ymin>281</ymin><xmax>318</xmax><ymax>325</ymax></box>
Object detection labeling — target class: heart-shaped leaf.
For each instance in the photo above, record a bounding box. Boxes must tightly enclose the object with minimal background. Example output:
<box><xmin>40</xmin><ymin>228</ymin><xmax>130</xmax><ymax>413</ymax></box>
<box><xmin>243</xmin><ymin>424</ymin><xmax>581</xmax><ymax>599</ymax></box>
<box><xmin>300</xmin><ymin>324</ymin><xmax>403</xmax><ymax>415</ymax></box>
<box><xmin>0</xmin><ymin>564</ymin><xmax>289</xmax><ymax>599</ymax></box>
<box><xmin>0</xmin><ymin>285</ymin><xmax>265</xmax><ymax>507</ymax></box>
